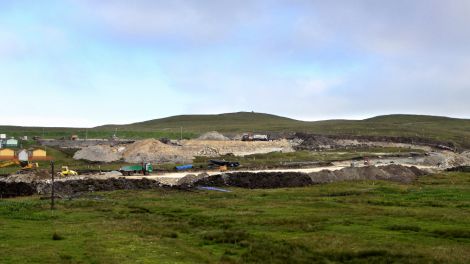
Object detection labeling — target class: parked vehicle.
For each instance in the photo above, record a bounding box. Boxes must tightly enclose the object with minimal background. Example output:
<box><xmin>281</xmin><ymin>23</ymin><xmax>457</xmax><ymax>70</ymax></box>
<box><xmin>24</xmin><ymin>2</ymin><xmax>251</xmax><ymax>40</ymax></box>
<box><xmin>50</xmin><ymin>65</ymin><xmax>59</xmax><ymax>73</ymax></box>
<box><xmin>119</xmin><ymin>163</ymin><xmax>153</xmax><ymax>176</ymax></box>
<box><xmin>241</xmin><ymin>133</ymin><xmax>269</xmax><ymax>141</ymax></box>
<box><xmin>208</xmin><ymin>160</ymin><xmax>240</xmax><ymax>168</ymax></box>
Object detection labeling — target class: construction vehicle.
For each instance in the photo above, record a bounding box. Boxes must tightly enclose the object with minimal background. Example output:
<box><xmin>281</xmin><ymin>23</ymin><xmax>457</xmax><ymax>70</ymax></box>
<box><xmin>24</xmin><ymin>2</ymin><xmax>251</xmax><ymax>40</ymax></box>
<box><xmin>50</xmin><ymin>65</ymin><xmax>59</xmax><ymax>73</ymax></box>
<box><xmin>0</xmin><ymin>160</ymin><xmax>20</xmax><ymax>168</ymax></box>
<box><xmin>59</xmin><ymin>166</ymin><xmax>78</xmax><ymax>176</ymax></box>
<box><xmin>241</xmin><ymin>133</ymin><xmax>269</xmax><ymax>141</ymax></box>
<box><xmin>119</xmin><ymin>163</ymin><xmax>153</xmax><ymax>176</ymax></box>
<box><xmin>0</xmin><ymin>160</ymin><xmax>39</xmax><ymax>173</ymax></box>
<box><xmin>208</xmin><ymin>160</ymin><xmax>239</xmax><ymax>171</ymax></box>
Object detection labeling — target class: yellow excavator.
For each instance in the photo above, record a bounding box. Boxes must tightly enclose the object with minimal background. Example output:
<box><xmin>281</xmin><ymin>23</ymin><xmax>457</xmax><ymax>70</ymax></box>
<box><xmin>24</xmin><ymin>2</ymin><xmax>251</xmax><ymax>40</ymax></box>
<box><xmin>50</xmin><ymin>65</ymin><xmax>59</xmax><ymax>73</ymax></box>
<box><xmin>0</xmin><ymin>160</ymin><xmax>39</xmax><ymax>173</ymax></box>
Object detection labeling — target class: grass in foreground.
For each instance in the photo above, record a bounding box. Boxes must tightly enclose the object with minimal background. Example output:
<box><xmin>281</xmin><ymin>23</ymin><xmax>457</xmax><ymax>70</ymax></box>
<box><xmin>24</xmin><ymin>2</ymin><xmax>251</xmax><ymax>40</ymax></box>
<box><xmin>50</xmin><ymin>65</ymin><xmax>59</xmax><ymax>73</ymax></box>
<box><xmin>0</xmin><ymin>172</ymin><xmax>469</xmax><ymax>263</ymax></box>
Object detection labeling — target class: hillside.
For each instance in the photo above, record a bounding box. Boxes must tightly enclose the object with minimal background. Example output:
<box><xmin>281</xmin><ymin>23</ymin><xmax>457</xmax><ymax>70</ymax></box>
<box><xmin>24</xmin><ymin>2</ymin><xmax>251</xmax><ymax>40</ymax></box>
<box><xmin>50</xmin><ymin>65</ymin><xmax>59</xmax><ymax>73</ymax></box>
<box><xmin>1</xmin><ymin>112</ymin><xmax>469</xmax><ymax>148</ymax></box>
<box><xmin>95</xmin><ymin>112</ymin><xmax>306</xmax><ymax>133</ymax></box>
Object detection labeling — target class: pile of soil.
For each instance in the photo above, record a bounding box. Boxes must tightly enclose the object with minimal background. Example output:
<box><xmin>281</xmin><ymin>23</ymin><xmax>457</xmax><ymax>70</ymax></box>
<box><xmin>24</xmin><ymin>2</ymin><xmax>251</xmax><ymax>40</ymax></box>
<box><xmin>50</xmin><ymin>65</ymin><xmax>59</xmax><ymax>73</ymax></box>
<box><xmin>194</xmin><ymin>165</ymin><xmax>426</xmax><ymax>188</ymax></box>
<box><xmin>198</xmin><ymin>131</ymin><xmax>229</xmax><ymax>141</ymax></box>
<box><xmin>310</xmin><ymin>164</ymin><xmax>426</xmax><ymax>184</ymax></box>
<box><xmin>37</xmin><ymin>178</ymin><xmax>162</xmax><ymax>196</ymax></box>
<box><xmin>73</xmin><ymin>145</ymin><xmax>121</xmax><ymax>162</ymax></box>
<box><xmin>195</xmin><ymin>172</ymin><xmax>312</xmax><ymax>189</ymax></box>
<box><xmin>0</xmin><ymin>181</ymin><xmax>36</xmax><ymax>198</ymax></box>
<box><xmin>176</xmin><ymin>173</ymin><xmax>209</xmax><ymax>186</ymax></box>
<box><xmin>73</xmin><ymin>139</ymin><xmax>295</xmax><ymax>163</ymax></box>
<box><xmin>122</xmin><ymin>139</ymin><xmax>192</xmax><ymax>163</ymax></box>
<box><xmin>196</xmin><ymin>146</ymin><xmax>220</xmax><ymax>156</ymax></box>
<box><xmin>294</xmin><ymin>133</ymin><xmax>338</xmax><ymax>151</ymax></box>
<box><xmin>5</xmin><ymin>169</ymin><xmax>52</xmax><ymax>183</ymax></box>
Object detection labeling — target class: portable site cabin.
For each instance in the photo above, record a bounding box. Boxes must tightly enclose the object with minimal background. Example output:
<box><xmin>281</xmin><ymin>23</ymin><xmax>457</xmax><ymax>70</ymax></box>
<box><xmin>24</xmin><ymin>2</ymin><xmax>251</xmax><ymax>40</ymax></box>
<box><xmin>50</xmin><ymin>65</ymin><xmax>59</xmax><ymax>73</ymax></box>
<box><xmin>0</xmin><ymin>148</ymin><xmax>15</xmax><ymax>160</ymax></box>
<box><xmin>5</xmin><ymin>138</ymin><xmax>18</xmax><ymax>147</ymax></box>
<box><xmin>18</xmin><ymin>149</ymin><xmax>29</xmax><ymax>161</ymax></box>
<box><xmin>31</xmin><ymin>149</ymin><xmax>47</xmax><ymax>160</ymax></box>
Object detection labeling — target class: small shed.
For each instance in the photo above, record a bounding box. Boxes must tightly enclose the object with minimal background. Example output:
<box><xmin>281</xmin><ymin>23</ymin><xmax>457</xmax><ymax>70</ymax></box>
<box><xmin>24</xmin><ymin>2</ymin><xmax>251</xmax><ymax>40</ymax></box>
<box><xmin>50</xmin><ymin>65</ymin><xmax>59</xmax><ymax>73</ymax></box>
<box><xmin>18</xmin><ymin>149</ymin><xmax>29</xmax><ymax>161</ymax></box>
<box><xmin>31</xmin><ymin>149</ymin><xmax>47</xmax><ymax>160</ymax></box>
<box><xmin>0</xmin><ymin>148</ymin><xmax>15</xmax><ymax>160</ymax></box>
<box><xmin>5</xmin><ymin>138</ymin><xmax>18</xmax><ymax>147</ymax></box>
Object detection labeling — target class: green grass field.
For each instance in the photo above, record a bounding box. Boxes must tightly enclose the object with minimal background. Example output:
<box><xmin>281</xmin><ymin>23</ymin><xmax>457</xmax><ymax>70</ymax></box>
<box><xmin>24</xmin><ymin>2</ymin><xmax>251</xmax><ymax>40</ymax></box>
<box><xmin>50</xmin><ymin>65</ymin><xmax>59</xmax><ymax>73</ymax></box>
<box><xmin>1</xmin><ymin>172</ymin><xmax>469</xmax><ymax>263</ymax></box>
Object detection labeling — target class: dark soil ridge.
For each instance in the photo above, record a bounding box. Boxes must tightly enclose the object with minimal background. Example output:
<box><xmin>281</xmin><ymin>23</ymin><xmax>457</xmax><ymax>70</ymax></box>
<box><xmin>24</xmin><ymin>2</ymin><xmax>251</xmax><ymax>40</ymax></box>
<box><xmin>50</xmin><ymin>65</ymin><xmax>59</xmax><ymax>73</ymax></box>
<box><xmin>0</xmin><ymin>165</ymin><xmax>427</xmax><ymax>198</ymax></box>
<box><xmin>193</xmin><ymin>164</ymin><xmax>426</xmax><ymax>188</ymax></box>
<box><xmin>291</xmin><ymin>132</ymin><xmax>458</xmax><ymax>151</ymax></box>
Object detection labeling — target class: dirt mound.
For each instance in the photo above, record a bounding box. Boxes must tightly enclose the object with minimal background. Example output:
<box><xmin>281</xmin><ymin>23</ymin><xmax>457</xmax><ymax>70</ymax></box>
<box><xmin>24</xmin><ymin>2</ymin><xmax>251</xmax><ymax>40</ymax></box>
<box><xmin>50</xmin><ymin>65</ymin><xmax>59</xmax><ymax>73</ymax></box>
<box><xmin>176</xmin><ymin>173</ymin><xmax>209</xmax><ymax>186</ymax></box>
<box><xmin>42</xmin><ymin>178</ymin><xmax>162</xmax><ymax>196</ymax></box>
<box><xmin>294</xmin><ymin>133</ymin><xmax>338</xmax><ymax>150</ymax></box>
<box><xmin>122</xmin><ymin>139</ymin><xmax>192</xmax><ymax>163</ymax></box>
<box><xmin>198</xmin><ymin>131</ymin><xmax>229</xmax><ymax>141</ymax></box>
<box><xmin>5</xmin><ymin>170</ymin><xmax>52</xmax><ymax>183</ymax></box>
<box><xmin>0</xmin><ymin>181</ymin><xmax>36</xmax><ymax>198</ymax></box>
<box><xmin>196</xmin><ymin>146</ymin><xmax>220</xmax><ymax>157</ymax></box>
<box><xmin>310</xmin><ymin>165</ymin><xmax>423</xmax><ymax>184</ymax></box>
<box><xmin>195</xmin><ymin>172</ymin><xmax>312</xmax><ymax>189</ymax></box>
<box><xmin>194</xmin><ymin>165</ymin><xmax>426</xmax><ymax>188</ymax></box>
<box><xmin>73</xmin><ymin>145</ymin><xmax>121</xmax><ymax>162</ymax></box>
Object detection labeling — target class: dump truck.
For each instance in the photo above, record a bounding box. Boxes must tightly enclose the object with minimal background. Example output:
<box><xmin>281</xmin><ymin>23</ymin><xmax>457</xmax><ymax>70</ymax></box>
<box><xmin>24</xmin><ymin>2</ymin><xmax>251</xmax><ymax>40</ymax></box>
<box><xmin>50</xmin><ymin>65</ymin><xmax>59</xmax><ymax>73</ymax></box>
<box><xmin>241</xmin><ymin>133</ymin><xmax>269</xmax><ymax>141</ymax></box>
<box><xmin>119</xmin><ymin>163</ymin><xmax>153</xmax><ymax>176</ymax></box>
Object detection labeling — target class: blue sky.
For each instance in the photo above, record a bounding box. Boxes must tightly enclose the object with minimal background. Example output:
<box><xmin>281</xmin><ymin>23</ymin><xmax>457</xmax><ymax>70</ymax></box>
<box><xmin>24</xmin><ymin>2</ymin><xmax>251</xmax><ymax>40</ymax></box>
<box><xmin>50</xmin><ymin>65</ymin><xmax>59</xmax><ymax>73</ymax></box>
<box><xmin>1</xmin><ymin>0</ymin><xmax>469</xmax><ymax>127</ymax></box>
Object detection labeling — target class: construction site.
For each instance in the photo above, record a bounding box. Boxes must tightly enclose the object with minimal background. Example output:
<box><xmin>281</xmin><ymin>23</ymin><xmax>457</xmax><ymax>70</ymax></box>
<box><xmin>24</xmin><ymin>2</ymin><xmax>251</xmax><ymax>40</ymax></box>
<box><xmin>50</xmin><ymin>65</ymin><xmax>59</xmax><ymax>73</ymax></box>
<box><xmin>1</xmin><ymin>129</ymin><xmax>469</xmax><ymax>196</ymax></box>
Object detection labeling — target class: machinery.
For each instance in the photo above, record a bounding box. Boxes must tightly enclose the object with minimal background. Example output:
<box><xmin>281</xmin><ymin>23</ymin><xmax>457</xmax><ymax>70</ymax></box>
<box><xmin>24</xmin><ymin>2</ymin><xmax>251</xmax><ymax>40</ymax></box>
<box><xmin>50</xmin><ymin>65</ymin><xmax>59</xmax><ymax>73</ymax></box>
<box><xmin>0</xmin><ymin>160</ymin><xmax>20</xmax><ymax>168</ymax></box>
<box><xmin>59</xmin><ymin>166</ymin><xmax>78</xmax><ymax>176</ymax></box>
<box><xmin>119</xmin><ymin>163</ymin><xmax>153</xmax><ymax>176</ymax></box>
<box><xmin>208</xmin><ymin>160</ymin><xmax>240</xmax><ymax>171</ymax></box>
<box><xmin>241</xmin><ymin>133</ymin><xmax>269</xmax><ymax>141</ymax></box>
<box><xmin>0</xmin><ymin>160</ymin><xmax>39</xmax><ymax>173</ymax></box>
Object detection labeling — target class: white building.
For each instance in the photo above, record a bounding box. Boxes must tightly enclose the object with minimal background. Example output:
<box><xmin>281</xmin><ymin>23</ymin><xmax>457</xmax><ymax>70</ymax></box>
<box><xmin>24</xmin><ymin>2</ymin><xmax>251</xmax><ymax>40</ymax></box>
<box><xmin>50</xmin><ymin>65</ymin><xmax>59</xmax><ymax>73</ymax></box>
<box><xmin>18</xmin><ymin>149</ymin><xmax>29</xmax><ymax>161</ymax></box>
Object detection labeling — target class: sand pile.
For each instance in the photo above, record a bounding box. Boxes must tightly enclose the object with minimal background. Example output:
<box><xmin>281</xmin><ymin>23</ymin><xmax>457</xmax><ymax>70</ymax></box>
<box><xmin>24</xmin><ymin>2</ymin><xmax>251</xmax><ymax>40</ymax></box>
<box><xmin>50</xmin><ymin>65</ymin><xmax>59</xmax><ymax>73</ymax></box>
<box><xmin>73</xmin><ymin>139</ymin><xmax>295</xmax><ymax>163</ymax></box>
<box><xmin>198</xmin><ymin>131</ymin><xmax>229</xmax><ymax>141</ymax></box>
<box><xmin>122</xmin><ymin>139</ymin><xmax>192</xmax><ymax>163</ymax></box>
<box><xmin>74</xmin><ymin>145</ymin><xmax>121</xmax><ymax>162</ymax></box>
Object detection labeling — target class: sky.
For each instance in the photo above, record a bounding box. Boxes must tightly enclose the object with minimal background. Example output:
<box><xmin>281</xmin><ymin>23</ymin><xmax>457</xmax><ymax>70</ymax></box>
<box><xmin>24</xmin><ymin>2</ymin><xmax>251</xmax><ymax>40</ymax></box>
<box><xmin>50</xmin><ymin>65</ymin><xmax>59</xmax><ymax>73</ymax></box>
<box><xmin>0</xmin><ymin>0</ymin><xmax>469</xmax><ymax>127</ymax></box>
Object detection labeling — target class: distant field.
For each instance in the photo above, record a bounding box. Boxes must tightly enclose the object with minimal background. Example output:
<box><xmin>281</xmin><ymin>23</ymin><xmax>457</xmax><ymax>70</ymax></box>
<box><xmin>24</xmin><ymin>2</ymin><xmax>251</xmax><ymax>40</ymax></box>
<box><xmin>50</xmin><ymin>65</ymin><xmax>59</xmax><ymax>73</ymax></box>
<box><xmin>0</xmin><ymin>172</ymin><xmax>469</xmax><ymax>263</ymax></box>
<box><xmin>1</xmin><ymin>112</ymin><xmax>470</xmax><ymax>148</ymax></box>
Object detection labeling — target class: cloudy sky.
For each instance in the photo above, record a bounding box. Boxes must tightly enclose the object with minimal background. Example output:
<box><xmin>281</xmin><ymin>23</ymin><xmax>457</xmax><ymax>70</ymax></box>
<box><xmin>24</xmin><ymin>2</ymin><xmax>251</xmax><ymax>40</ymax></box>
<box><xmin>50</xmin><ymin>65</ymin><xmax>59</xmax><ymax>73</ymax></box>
<box><xmin>1</xmin><ymin>0</ymin><xmax>469</xmax><ymax>127</ymax></box>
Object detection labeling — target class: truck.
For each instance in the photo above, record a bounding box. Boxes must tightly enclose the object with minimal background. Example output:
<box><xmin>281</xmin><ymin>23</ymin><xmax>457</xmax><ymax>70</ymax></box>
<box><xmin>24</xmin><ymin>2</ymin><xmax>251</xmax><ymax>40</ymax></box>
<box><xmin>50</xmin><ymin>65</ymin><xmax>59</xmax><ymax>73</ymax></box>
<box><xmin>119</xmin><ymin>163</ymin><xmax>153</xmax><ymax>176</ymax></box>
<box><xmin>241</xmin><ymin>133</ymin><xmax>269</xmax><ymax>141</ymax></box>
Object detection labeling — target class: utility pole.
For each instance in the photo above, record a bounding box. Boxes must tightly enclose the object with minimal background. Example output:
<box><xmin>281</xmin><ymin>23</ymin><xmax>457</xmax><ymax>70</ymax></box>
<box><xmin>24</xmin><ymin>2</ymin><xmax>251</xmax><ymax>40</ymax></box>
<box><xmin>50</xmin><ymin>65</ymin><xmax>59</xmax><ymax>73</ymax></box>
<box><xmin>85</xmin><ymin>128</ymin><xmax>88</xmax><ymax>140</ymax></box>
<box><xmin>50</xmin><ymin>160</ymin><xmax>55</xmax><ymax>210</ymax></box>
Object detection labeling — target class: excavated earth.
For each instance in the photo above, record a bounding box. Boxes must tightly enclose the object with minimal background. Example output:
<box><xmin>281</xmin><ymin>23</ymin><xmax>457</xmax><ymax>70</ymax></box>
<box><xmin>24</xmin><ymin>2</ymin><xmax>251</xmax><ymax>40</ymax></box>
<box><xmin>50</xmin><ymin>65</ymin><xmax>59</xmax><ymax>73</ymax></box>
<box><xmin>0</xmin><ymin>165</ymin><xmax>427</xmax><ymax>198</ymax></box>
<box><xmin>73</xmin><ymin>138</ymin><xmax>295</xmax><ymax>163</ymax></box>
<box><xmin>192</xmin><ymin>164</ymin><xmax>426</xmax><ymax>188</ymax></box>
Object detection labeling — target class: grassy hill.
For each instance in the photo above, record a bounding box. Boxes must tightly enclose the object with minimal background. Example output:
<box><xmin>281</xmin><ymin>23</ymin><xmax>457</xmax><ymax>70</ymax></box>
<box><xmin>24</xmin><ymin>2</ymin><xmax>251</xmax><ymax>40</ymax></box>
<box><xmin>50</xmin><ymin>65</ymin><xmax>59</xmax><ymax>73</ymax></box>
<box><xmin>96</xmin><ymin>112</ymin><xmax>306</xmax><ymax>132</ymax></box>
<box><xmin>1</xmin><ymin>112</ymin><xmax>469</xmax><ymax>148</ymax></box>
